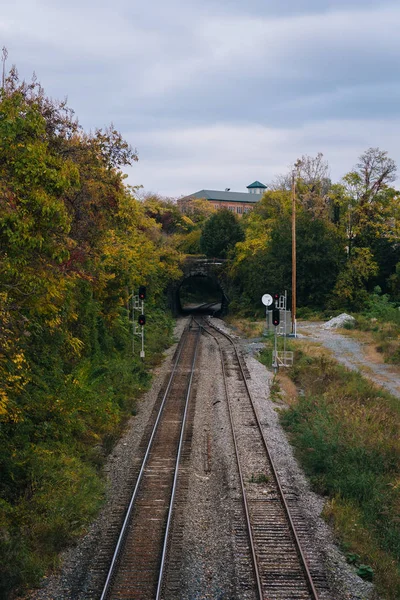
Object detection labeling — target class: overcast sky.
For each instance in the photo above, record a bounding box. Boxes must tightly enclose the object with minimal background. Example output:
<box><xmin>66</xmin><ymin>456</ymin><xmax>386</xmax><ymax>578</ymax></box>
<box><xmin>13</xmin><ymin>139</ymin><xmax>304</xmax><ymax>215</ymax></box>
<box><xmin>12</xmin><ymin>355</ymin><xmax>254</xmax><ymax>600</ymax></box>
<box><xmin>2</xmin><ymin>0</ymin><xmax>399</xmax><ymax>197</ymax></box>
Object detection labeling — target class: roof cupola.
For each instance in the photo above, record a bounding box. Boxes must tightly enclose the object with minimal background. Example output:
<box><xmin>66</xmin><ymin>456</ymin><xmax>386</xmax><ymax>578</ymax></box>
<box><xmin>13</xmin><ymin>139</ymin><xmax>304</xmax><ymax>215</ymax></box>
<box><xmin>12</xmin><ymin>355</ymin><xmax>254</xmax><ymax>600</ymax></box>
<box><xmin>246</xmin><ymin>181</ymin><xmax>267</xmax><ymax>194</ymax></box>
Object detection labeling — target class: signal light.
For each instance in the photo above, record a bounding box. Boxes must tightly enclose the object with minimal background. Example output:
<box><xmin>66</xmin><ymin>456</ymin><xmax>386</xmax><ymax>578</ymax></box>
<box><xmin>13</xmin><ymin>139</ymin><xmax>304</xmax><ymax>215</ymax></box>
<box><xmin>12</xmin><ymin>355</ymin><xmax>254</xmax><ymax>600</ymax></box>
<box><xmin>272</xmin><ymin>308</ymin><xmax>280</xmax><ymax>327</ymax></box>
<box><xmin>138</xmin><ymin>286</ymin><xmax>146</xmax><ymax>300</ymax></box>
<box><xmin>138</xmin><ymin>314</ymin><xmax>146</xmax><ymax>326</ymax></box>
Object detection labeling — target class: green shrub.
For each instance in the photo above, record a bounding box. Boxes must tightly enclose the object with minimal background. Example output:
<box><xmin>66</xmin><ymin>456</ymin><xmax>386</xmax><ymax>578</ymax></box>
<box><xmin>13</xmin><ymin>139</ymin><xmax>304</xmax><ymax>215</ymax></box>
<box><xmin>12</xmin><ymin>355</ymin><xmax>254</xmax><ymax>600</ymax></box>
<box><xmin>365</xmin><ymin>287</ymin><xmax>400</xmax><ymax>324</ymax></box>
<box><xmin>0</xmin><ymin>306</ymin><xmax>174</xmax><ymax>597</ymax></box>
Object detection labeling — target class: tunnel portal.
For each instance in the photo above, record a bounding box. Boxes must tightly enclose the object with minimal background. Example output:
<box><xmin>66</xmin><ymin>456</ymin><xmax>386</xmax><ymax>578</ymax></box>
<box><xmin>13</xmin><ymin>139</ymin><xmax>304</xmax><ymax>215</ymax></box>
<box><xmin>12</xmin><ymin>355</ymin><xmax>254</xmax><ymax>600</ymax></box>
<box><xmin>168</xmin><ymin>258</ymin><xmax>229</xmax><ymax>316</ymax></box>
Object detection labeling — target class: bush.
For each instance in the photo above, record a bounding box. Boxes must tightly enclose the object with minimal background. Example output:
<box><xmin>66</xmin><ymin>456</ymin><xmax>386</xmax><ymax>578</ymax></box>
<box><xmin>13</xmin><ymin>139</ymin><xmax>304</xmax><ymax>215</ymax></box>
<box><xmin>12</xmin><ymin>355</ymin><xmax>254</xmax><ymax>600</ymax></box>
<box><xmin>365</xmin><ymin>287</ymin><xmax>400</xmax><ymax>324</ymax></box>
<box><xmin>348</xmin><ymin>288</ymin><xmax>400</xmax><ymax>363</ymax></box>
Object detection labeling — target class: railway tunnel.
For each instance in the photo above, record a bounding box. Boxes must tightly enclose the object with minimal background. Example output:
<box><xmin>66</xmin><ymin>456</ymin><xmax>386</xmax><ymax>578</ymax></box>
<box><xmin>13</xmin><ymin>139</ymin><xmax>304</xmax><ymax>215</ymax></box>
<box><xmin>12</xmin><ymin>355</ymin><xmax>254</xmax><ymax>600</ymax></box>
<box><xmin>168</xmin><ymin>257</ymin><xmax>229</xmax><ymax>316</ymax></box>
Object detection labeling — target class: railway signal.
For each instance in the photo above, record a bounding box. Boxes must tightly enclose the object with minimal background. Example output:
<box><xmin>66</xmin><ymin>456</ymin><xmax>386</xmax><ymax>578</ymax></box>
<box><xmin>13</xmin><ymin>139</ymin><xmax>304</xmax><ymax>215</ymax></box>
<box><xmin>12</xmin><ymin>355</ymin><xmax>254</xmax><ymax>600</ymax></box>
<box><xmin>262</xmin><ymin>290</ymin><xmax>294</xmax><ymax>371</ymax></box>
<box><xmin>130</xmin><ymin>285</ymin><xmax>146</xmax><ymax>359</ymax></box>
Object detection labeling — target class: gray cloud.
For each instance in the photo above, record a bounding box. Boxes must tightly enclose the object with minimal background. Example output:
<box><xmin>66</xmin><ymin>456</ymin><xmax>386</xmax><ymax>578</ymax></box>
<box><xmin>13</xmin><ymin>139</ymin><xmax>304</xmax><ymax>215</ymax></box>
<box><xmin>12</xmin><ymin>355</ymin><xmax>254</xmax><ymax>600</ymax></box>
<box><xmin>1</xmin><ymin>0</ymin><xmax>399</xmax><ymax>195</ymax></box>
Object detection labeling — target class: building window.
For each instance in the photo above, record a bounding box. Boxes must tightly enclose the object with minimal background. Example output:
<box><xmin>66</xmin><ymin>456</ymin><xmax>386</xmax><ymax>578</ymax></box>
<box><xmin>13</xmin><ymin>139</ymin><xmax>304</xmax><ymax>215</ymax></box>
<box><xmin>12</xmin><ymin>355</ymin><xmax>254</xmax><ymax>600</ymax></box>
<box><xmin>236</xmin><ymin>206</ymin><xmax>243</xmax><ymax>214</ymax></box>
<box><xmin>228</xmin><ymin>206</ymin><xmax>235</xmax><ymax>211</ymax></box>
<box><xmin>244</xmin><ymin>206</ymin><xmax>251</xmax><ymax>213</ymax></box>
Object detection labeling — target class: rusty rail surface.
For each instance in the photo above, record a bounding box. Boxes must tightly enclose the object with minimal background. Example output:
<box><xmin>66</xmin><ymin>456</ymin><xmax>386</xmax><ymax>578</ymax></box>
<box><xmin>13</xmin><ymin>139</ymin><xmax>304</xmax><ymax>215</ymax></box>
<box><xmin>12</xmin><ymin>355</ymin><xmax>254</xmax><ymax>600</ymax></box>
<box><xmin>197</xmin><ymin>317</ymin><xmax>325</xmax><ymax>600</ymax></box>
<box><xmin>100</xmin><ymin>321</ymin><xmax>201</xmax><ymax>600</ymax></box>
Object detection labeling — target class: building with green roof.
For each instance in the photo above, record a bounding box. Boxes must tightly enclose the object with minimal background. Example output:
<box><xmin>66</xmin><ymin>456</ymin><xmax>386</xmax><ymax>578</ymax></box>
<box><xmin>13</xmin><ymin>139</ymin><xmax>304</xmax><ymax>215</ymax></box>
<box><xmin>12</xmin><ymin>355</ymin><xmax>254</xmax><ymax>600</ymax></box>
<box><xmin>178</xmin><ymin>181</ymin><xmax>267</xmax><ymax>217</ymax></box>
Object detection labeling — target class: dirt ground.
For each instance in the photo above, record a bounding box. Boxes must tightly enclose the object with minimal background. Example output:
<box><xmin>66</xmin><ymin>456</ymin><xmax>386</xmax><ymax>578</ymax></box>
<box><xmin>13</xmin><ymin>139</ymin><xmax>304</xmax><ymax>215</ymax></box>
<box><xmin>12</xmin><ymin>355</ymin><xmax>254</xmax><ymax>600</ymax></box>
<box><xmin>297</xmin><ymin>321</ymin><xmax>400</xmax><ymax>399</ymax></box>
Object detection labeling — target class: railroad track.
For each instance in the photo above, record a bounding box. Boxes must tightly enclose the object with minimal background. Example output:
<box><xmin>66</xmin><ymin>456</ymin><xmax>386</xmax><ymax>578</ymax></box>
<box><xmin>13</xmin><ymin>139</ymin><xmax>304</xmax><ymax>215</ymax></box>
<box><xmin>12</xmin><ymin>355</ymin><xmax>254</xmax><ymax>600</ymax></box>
<box><xmin>98</xmin><ymin>316</ymin><xmax>331</xmax><ymax>600</ymax></box>
<box><xmin>99</xmin><ymin>320</ymin><xmax>201</xmax><ymax>600</ymax></box>
<box><xmin>197</xmin><ymin>317</ymin><xmax>330</xmax><ymax>600</ymax></box>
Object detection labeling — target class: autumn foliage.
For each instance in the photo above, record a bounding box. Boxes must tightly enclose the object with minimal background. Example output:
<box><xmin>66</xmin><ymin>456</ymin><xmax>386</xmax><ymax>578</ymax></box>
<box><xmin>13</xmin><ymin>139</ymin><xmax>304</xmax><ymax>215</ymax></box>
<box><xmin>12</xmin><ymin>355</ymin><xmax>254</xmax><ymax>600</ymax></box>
<box><xmin>0</xmin><ymin>72</ymin><xmax>181</xmax><ymax>596</ymax></box>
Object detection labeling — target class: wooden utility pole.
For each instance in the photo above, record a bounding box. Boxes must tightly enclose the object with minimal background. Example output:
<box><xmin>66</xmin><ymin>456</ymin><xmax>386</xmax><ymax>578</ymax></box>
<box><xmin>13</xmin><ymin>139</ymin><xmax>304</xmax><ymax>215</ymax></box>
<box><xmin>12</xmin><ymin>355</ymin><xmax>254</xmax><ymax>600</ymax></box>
<box><xmin>1</xmin><ymin>47</ymin><xmax>8</xmax><ymax>90</ymax></box>
<box><xmin>291</xmin><ymin>171</ymin><xmax>296</xmax><ymax>335</ymax></box>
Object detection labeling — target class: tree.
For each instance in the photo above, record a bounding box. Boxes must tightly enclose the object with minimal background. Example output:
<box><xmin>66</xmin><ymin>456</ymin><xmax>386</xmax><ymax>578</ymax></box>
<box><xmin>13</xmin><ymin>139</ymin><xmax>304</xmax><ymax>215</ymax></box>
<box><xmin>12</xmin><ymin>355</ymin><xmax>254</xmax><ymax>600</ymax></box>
<box><xmin>199</xmin><ymin>209</ymin><xmax>244</xmax><ymax>258</ymax></box>
<box><xmin>331</xmin><ymin>248</ymin><xmax>379</xmax><ymax>311</ymax></box>
<box><xmin>233</xmin><ymin>190</ymin><xmax>291</xmax><ymax>270</ymax></box>
<box><xmin>344</xmin><ymin>147</ymin><xmax>397</xmax><ymax>205</ymax></box>
<box><xmin>0</xmin><ymin>68</ymin><xmax>183</xmax><ymax>597</ymax></box>
<box><xmin>341</xmin><ymin>148</ymin><xmax>397</xmax><ymax>244</ymax></box>
<box><xmin>177</xmin><ymin>197</ymin><xmax>215</xmax><ymax>224</ymax></box>
<box><xmin>269</xmin><ymin>153</ymin><xmax>332</xmax><ymax>219</ymax></box>
<box><xmin>142</xmin><ymin>195</ymin><xmax>190</xmax><ymax>235</ymax></box>
<box><xmin>340</xmin><ymin>148</ymin><xmax>399</xmax><ymax>293</ymax></box>
<box><xmin>231</xmin><ymin>212</ymin><xmax>346</xmax><ymax>309</ymax></box>
<box><xmin>388</xmin><ymin>262</ymin><xmax>400</xmax><ymax>302</ymax></box>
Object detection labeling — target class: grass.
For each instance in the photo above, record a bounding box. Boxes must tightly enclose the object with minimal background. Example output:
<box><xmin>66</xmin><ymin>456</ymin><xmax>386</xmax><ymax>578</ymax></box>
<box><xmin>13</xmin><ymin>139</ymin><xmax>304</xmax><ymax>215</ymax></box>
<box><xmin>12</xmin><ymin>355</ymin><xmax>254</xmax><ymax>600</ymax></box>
<box><xmin>280</xmin><ymin>344</ymin><xmax>400</xmax><ymax>599</ymax></box>
<box><xmin>225</xmin><ymin>315</ymin><xmax>265</xmax><ymax>338</ymax></box>
<box><xmin>343</xmin><ymin>291</ymin><xmax>400</xmax><ymax>364</ymax></box>
<box><xmin>249</xmin><ymin>473</ymin><xmax>270</xmax><ymax>484</ymax></box>
<box><xmin>296</xmin><ymin>306</ymin><xmax>339</xmax><ymax>321</ymax></box>
<box><xmin>345</xmin><ymin>316</ymin><xmax>400</xmax><ymax>365</ymax></box>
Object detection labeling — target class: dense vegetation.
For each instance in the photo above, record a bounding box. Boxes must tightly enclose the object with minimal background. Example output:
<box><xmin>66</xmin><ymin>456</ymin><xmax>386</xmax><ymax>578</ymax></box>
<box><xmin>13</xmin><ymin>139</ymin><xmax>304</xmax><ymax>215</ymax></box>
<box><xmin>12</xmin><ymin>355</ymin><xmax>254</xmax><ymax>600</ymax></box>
<box><xmin>0</xmin><ymin>72</ymin><xmax>183</xmax><ymax>596</ymax></box>
<box><xmin>199</xmin><ymin>208</ymin><xmax>245</xmax><ymax>258</ymax></box>
<box><xmin>226</xmin><ymin>150</ymin><xmax>400</xmax><ymax>316</ymax></box>
<box><xmin>280</xmin><ymin>348</ymin><xmax>400</xmax><ymax>599</ymax></box>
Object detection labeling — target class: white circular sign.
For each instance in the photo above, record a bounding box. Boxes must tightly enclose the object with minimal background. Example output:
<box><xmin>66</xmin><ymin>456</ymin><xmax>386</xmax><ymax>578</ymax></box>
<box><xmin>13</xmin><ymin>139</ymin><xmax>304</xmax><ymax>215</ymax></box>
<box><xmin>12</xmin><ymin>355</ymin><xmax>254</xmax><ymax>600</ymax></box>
<box><xmin>261</xmin><ymin>294</ymin><xmax>273</xmax><ymax>307</ymax></box>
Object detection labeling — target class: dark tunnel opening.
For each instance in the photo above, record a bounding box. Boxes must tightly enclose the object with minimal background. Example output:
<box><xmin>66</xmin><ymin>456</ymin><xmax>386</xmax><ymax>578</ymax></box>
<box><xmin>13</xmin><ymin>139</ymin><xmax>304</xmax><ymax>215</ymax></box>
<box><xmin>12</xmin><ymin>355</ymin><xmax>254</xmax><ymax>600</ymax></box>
<box><xmin>178</xmin><ymin>275</ymin><xmax>225</xmax><ymax>315</ymax></box>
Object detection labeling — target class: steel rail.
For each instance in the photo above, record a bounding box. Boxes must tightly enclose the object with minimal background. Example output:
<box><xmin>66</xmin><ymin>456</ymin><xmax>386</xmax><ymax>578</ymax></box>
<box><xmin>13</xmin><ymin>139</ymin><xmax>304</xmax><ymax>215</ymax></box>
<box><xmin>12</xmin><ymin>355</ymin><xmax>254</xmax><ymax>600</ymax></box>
<box><xmin>155</xmin><ymin>324</ymin><xmax>201</xmax><ymax>599</ymax></box>
<box><xmin>201</xmin><ymin>317</ymin><xmax>320</xmax><ymax>600</ymax></box>
<box><xmin>194</xmin><ymin>317</ymin><xmax>263</xmax><ymax>600</ymax></box>
<box><xmin>100</xmin><ymin>319</ymin><xmax>193</xmax><ymax>600</ymax></box>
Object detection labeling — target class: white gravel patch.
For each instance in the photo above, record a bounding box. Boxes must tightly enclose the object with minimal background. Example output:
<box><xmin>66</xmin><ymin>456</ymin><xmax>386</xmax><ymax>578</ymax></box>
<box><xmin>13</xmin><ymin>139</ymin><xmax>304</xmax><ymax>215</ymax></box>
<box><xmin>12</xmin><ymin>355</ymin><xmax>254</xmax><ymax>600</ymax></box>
<box><xmin>322</xmin><ymin>313</ymin><xmax>356</xmax><ymax>329</ymax></box>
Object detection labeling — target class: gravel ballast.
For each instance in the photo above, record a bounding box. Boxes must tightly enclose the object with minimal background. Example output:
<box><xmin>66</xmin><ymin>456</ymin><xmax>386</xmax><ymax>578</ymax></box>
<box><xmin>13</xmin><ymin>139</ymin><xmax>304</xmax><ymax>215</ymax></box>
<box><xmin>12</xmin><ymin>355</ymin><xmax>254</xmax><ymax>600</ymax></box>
<box><xmin>21</xmin><ymin>316</ymin><xmax>379</xmax><ymax>600</ymax></box>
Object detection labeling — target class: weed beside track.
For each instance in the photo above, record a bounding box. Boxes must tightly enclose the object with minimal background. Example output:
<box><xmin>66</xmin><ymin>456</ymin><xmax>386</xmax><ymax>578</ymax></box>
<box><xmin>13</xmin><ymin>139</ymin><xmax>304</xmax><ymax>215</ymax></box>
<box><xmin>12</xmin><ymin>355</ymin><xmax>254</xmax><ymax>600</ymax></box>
<box><xmin>273</xmin><ymin>346</ymin><xmax>400</xmax><ymax>600</ymax></box>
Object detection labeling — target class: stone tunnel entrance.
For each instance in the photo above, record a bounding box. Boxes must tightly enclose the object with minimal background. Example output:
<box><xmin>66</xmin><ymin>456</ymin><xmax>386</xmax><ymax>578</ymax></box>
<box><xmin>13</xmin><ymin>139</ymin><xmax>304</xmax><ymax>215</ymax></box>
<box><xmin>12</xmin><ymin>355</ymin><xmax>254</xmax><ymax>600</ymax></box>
<box><xmin>168</xmin><ymin>258</ymin><xmax>230</xmax><ymax>316</ymax></box>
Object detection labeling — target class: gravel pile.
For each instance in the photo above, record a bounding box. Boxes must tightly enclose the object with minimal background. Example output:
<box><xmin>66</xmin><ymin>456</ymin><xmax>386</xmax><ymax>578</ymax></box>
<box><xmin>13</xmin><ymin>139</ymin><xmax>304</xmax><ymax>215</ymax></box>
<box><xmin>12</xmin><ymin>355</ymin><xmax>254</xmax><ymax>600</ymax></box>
<box><xmin>322</xmin><ymin>313</ymin><xmax>355</xmax><ymax>329</ymax></box>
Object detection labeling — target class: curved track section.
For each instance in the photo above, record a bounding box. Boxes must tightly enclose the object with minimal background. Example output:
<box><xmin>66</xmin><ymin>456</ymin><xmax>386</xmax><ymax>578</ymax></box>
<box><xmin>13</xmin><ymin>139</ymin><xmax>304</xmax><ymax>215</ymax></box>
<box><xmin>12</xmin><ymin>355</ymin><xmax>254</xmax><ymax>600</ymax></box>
<box><xmin>198</xmin><ymin>317</ymin><xmax>324</xmax><ymax>600</ymax></box>
<box><xmin>100</xmin><ymin>321</ymin><xmax>201</xmax><ymax>600</ymax></box>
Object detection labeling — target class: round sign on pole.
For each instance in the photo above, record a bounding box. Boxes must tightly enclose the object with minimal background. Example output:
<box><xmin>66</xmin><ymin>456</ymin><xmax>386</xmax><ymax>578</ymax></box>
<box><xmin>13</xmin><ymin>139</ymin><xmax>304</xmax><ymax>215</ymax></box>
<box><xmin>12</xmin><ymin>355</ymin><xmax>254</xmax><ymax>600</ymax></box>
<box><xmin>261</xmin><ymin>294</ymin><xmax>273</xmax><ymax>307</ymax></box>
